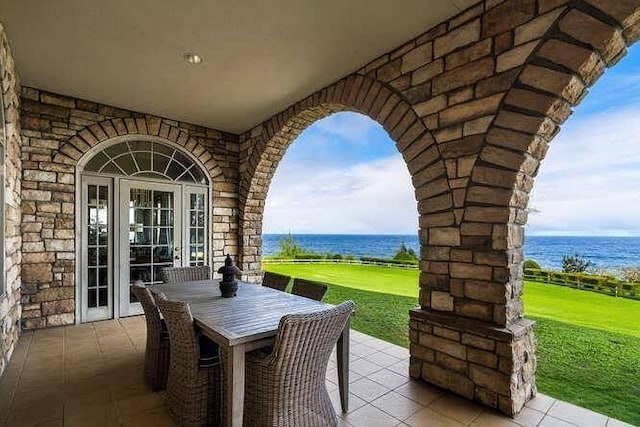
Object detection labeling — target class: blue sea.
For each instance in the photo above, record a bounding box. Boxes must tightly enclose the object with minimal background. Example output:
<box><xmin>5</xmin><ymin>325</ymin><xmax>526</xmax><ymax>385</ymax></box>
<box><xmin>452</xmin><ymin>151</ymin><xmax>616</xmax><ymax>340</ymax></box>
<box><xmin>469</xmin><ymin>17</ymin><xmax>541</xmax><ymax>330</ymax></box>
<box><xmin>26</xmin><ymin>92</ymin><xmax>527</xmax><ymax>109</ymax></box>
<box><xmin>262</xmin><ymin>234</ymin><xmax>640</xmax><ymax>270</ymax></box>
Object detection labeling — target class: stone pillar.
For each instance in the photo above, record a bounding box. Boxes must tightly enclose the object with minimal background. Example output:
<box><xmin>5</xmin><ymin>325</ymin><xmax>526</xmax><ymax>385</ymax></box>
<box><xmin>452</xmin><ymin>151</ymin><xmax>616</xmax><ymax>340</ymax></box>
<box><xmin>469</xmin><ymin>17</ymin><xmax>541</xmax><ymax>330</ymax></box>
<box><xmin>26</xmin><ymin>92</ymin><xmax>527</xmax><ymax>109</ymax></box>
<box><xmin>410</xmin><ymin>310</ymin><xmax>535</xmax><ymax>414</ymax></box>
<box><xmin>0</xmin><ymin>23</ymin><xmax>23</xmax><ymax>376</ymax></box>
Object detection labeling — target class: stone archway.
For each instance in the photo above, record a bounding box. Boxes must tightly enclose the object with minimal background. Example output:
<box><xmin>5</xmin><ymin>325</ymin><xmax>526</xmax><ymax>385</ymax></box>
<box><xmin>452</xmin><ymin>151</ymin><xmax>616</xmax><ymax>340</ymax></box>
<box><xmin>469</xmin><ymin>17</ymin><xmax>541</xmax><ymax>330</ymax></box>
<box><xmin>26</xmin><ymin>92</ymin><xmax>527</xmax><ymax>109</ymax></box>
<box><xmin>237</xmin><ymin>0</ymin><xmax>640</xmax><ymax>418</ymax></box>
<box><xmin>407</xmin><ymin>0</ymin><xmax>640</xmax><ymax>417</ymax></box>
<box><xmin>19</xmin><ymin>106</ymin><xmax>238</xmax><ymax>329</ymax></box>
<box><xmin>55</xmin><ymin>118</ymin><xmax>226</xmax><ymax>182</ymax></box>
<box><xmin>237</xmin><ymin>74</ymin><xmax>446</xmax><ymax>281</ymax></box>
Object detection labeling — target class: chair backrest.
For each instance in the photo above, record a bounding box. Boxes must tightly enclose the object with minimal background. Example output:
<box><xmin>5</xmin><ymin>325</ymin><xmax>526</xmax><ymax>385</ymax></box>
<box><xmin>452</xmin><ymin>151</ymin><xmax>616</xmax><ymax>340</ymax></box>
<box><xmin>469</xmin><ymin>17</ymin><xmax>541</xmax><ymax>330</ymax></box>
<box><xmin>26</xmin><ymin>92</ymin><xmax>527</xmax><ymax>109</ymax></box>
<box><xmin>262</xmin><ymin>271</ymin><xmax>291</xmax><ymax>292</ymax></box>
<box><xmin>161</xmin><ymin>266</ymin><xmax>211</xmax><ymax>283</ymax></box>
<box><xmin>291</xmin><ymin>278</ymin><xmax>328</xmax><ymax>301</ymax></box>
<box><xmin>131</xmin><ymin>282</ymin><xmax>163</xmax><ymax>340</ymax></box>
<box><xmin>155</xmin><ymin>294</ymin><xmax>200</xmax><ymax>375</ymax></box>
<box><xmin>270</xmin><ymin>301</ymin><xmax>354</xmax><ymax>381</ymax></box>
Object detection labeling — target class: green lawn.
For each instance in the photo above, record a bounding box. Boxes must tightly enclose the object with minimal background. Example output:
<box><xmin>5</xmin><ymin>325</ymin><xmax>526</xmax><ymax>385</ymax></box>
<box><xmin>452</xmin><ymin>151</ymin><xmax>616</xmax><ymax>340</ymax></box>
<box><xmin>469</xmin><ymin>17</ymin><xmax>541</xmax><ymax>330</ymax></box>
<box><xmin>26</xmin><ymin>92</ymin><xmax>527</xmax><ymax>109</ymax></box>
<box><xmin>263</xmin><ymin>263</ymin><xmax>640</xmax><ymax>425</ymax></box>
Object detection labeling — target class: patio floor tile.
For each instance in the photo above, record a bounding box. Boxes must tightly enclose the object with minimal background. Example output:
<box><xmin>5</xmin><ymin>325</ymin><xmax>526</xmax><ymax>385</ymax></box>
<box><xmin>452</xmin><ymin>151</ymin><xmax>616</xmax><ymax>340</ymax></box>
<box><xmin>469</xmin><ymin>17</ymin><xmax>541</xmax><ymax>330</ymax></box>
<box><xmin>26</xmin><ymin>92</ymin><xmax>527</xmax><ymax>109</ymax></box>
<box><xmin>350</xmin><ymin>377</ymin><xmax>392</xmax><ymax>402</ymax></box>
<box><xmin>525</xmin><ymin>393</ymin><xmax>556</xmax><ymax>413</ymax></box>
<box><xmin>342</xmin><ymin>404</ymin><xmax>401</xmax><ymax>427</ymax></box>
<box><xmin>0</xmin><ymin>318</ymin><xmax>631</xmax><ymax>427</ymax></box>
<box><xmin>393</xmin><ymin>380</ymin><xmax>443</xmax><ymax>406</ymax></box>
<box><xmin>364</xmin><ymin>351</ymin><xmax>401</xmax><ymax>367</ymax></box>
<box><xmin>548</xmin><ymin>400</ymin><xmax>608</xmax><ymax>427</ymax></box>
<box><xmin>538</xmin><ymin>415</ymin><xmax>577</xmax><ymax>426</ymax></box>
<box><xmin>429</xmin><ymin>395</ymin><xmax>485</xmax><ymax>425</ymax></box>
<box><xmin>367</xmin><ymin>368</ymin><xmax>411</xmax><ymax>389</ymax></box>
<box><xmin>511</xmin><ymin>406</ymin><xmax>546</xmax><ymax>426</ymax></box>
<box><xmin>350</xmin><ymin>357</ymin><xmax>385</xmax><ymax>376</ymax></box>
<box><xmin>350</xmin><ymin>343</ymin><xmax>379</xmax><ymax>358</ymax></box>
<box><xmin>404</xmin><ymin>406</ymin><xmax>464</xmax><ymax>427</ymax></box>
<box><xmin>370</xmin><ymin>390</ymin><xmax>424</xmax><ymax>420</ymax></box>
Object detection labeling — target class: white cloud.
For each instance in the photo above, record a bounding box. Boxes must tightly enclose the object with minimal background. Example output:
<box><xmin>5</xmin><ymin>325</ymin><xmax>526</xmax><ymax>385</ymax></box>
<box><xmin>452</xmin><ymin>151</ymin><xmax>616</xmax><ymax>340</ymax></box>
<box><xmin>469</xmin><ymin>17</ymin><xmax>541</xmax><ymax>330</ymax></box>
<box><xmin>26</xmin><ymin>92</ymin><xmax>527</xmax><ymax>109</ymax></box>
<box><xmin>264</xmin><ymin>155</ymin><xmax>417</xmax><ymax>234</ymax></box>
<box><xmin>263</xmin><ymin>96</ymin><xmax>640</xmax><ymax>237</ymax></box>
<box><xmin>528</xmin><ymin>106</ymin><xmax>640</xmax><ymax>236</ymax></box>
<box><xmin>310</xmin><ymin>111</ymin><xmax>383</xmax><ymax>142</ymax></box>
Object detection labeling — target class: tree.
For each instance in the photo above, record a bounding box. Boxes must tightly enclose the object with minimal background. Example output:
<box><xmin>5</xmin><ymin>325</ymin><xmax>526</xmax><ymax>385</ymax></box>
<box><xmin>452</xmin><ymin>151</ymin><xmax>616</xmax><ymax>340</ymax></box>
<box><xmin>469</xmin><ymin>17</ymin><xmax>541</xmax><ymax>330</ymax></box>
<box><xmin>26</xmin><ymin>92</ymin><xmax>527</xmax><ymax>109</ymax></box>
<box><xmin>393</xmin><ymin>242</ymin><xmax>418</xmax><ymax>262</ymax></box>
<box><xmin>523</xmin><ymin>259</ymin><xmax>541</xmax><ymax>270</ymax></box>
<box><xmin>561</xmin><ymin>253</ymin><xmax>593</xmax><ymax>273</ymax></box>
<box><xmin>277</xmin><ymin>232</ymin><xmax>302</xmax><ymax>258</ymax></box>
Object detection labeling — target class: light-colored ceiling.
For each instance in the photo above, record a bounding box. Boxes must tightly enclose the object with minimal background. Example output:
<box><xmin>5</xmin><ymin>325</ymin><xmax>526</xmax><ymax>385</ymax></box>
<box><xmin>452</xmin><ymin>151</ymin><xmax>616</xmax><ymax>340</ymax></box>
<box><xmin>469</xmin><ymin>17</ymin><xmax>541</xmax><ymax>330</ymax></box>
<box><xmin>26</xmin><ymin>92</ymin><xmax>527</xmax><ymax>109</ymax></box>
<box><xmin>0</xmin><ymin>0</ymin><xmax>477</xmax><ymax>134</ymax></box>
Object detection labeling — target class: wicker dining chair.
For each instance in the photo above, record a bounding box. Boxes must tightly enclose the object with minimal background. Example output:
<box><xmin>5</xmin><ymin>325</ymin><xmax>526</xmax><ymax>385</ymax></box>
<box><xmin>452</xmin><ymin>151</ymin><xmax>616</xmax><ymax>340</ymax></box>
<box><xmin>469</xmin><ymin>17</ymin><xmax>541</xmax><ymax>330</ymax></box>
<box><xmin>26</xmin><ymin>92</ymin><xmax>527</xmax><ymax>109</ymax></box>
<box><xmin>262</xmin><ymin>271</ymin><xmax>291</xmax><ymax>292</ymax></box>
<box><xmin>156</xmin><ymin>294</ymin><xmax>222</xmax><ymax>427</ymax></box>
<box><xmin>291</xmin><ymin>278</ymin><xmax>328</xmax><ymax>301</ymax></box>
<box><xmin>243</xmin><ymin>300</ymin><xmax>355</xmax><ymax>427</ymax></box>
<box><xmin>161</xmin><ymin>266</ymin><xmax>211</xmax><ymax>283</ymax></box>
<box><xmin>131</xmin><ymin>282</ymin><xmax>170</xmax><ymax>391</ymax></box>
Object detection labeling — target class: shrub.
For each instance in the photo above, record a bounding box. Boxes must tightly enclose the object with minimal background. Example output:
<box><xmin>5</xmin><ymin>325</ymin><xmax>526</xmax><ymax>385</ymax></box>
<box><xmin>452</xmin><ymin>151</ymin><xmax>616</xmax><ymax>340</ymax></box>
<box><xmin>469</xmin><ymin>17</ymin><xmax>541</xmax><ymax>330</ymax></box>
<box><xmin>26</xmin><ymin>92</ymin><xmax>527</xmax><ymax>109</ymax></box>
<box><xmin>524</xmin><ymin>259</ymin><xmax>541</xmax><ymax>270</ymax></box>
<box><xmin>619</xmin><ymin>266</ymin><xmax>640</xmax><ymax>283</ymax></box>
<box><xmin>294</xmin><ymin>252</ymin><xmax>323</xmax><ymax>260</ymax></box>
<box><xmin>562</xmin><ymin>253</ymin><xmax>594</xmax><ymax>273</ymax></box>
<box><xmin>393</xmin><ymin>242</ymin><xmax>418</xmax><ymax>262</ymax></box>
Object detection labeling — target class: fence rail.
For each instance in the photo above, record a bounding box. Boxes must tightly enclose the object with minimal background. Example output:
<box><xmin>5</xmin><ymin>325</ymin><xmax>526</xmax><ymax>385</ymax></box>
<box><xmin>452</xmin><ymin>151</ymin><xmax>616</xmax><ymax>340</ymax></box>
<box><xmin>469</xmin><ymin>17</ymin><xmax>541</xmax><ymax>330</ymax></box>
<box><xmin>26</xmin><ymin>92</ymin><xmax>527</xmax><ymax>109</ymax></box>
<box><xmin>263</xmin><ymin>261</ymin><xmax>640</xmax><ymax>300</ymax></box>
<box><xmin>524</xmin><ymin>269</ymin><xmax>640</xmax><ymax>300</ymax></box>
<box><xmin>262</xmin><ymin>258</ymin><xmax>419</xmax><ymax>269</ymax></box>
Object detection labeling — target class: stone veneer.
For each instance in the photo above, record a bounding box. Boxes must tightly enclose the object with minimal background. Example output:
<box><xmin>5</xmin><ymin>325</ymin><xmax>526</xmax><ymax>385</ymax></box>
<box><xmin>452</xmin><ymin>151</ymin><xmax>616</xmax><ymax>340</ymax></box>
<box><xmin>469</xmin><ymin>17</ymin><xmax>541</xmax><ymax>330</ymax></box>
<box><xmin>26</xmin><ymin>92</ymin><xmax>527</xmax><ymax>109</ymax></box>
<box><xmin>1</xmin><ymin>0</ymin><xmax>639</xmax><ymax>417</ymax></box>
<box><xmin>237</xmin><ymin>0</ymin><xmax>640</xmax><ymax>416</ymax></box>
<box><xmin>0</xmin><ymin>23</ymin><xmax>22</xmax><ymax>377</ymax></box>
<box><xmin>19</xmin><ymin>89</ymin><xmax>240</xmax><ymax>329</ymax></box>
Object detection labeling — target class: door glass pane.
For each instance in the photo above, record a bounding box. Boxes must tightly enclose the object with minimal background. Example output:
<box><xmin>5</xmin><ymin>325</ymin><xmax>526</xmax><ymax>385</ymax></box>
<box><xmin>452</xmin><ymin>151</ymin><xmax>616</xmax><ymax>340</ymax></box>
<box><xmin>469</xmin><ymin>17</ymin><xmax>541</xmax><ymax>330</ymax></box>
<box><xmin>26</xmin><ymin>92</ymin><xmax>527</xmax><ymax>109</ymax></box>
<box><xmin>86</xmin><ymin>184</ymin><xmax>109</xmax><ymax>309</ymax></box>
<box><xmin>129</xmin><ymin>188</ymin><xmax>175</xmax><ymax>292</ymax></box>
<box><xmin>188</xmin><ymin>192</ymin><xmax>207</xmax><ymax>266</ymax></box>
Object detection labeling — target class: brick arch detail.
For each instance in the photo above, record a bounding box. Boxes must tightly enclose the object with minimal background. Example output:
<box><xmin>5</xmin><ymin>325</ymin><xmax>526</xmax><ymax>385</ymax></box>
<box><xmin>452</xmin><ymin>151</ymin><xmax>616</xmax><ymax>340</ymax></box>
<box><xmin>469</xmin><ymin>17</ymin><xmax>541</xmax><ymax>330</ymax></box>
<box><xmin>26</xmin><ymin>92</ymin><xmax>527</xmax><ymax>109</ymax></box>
<box><xmin>238</xmin><ymin>74</ymin><xmax>447</xmax><ymax>278</ymax></box>
<box><xmin>55</xmin><ymin>118</ymin><xmax>226</xmax><ymax>182</ymax></box>
<box><xmin>463</xmin><ymin>0</ymin><xmax>640</xmax><ymax>323</ymax></box>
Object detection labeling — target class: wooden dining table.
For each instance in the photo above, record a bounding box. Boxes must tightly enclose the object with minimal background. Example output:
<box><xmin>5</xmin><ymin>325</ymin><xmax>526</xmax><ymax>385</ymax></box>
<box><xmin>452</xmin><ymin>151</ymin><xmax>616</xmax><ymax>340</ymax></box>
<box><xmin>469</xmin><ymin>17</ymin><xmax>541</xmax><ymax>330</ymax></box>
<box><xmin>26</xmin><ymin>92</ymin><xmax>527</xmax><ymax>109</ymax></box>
<box><xmin>151</xmin><ymin>280</ymin><xmax>350</xmax><ymax>427</ymax></box>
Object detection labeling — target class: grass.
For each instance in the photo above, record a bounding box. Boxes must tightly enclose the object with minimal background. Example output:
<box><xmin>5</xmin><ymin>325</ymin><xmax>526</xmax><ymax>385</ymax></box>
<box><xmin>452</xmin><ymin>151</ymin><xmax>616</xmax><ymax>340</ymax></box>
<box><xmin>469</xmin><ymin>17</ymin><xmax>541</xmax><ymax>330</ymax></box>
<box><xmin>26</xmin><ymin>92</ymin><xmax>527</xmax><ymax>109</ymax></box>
<box><xmin>264</xmin><ymin>263</ymin><xmax>640</xmax><ymax>425</ymax></box>
<box><xmin>265</xmin><ymin>263</ymin><xmax>419</xmax><ymax>297</ymax></box>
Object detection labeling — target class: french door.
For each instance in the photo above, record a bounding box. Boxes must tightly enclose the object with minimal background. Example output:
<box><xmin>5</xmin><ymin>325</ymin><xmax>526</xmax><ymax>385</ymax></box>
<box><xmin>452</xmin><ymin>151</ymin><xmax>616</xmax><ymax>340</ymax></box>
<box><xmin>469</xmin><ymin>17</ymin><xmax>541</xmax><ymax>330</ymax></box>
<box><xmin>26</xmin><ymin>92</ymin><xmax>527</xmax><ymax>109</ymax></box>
<box><xmin>81</xmin><ymin>176</ymin><xmax>113</xmax><ymax>322</ymax></box>
<box><xmin>119</xmin><ymin>180</ymin><xmax>182</xmax><ymax>317</ymax></box>
<box><xmin>80</xmin><ymin>176</ymin><xmax>208</xmax><ymax>322</ymax></box>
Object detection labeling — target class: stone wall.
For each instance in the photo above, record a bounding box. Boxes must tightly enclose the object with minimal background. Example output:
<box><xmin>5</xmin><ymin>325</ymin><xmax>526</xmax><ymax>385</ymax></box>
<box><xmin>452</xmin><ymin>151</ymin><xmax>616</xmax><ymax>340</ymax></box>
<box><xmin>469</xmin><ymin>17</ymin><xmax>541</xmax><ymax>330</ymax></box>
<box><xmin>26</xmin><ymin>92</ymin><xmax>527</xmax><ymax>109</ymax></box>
<box><xmin>0</xmin><ymin>24</ymin><xmax>22</xmax><ymax>377</ymax></box>
<box><xmin>19</xmin><ymin>88</ymin><xmax>240</xmax><ymax>329</ymax></box>
<box><xmin>238</xmin><ymin>0</ymin><xmax>640</xmax><ymax>416</ymax></box>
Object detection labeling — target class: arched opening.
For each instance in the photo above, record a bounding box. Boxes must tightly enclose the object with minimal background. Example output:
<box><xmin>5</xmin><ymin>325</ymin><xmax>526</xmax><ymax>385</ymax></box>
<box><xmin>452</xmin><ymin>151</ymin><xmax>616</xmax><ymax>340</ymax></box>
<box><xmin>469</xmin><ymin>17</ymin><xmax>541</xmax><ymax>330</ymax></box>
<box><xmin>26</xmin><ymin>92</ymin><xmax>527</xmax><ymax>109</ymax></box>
<box><xmin>454</xmin><ymin>2</ymin><xmax>640</xmax><ymax>420</ymax></box>
<box><xmin>76</xmin><ymin>136</ymin><xmax>212</xmax><ymax>322</ymax></box>
<box><xmin>262</xmin><ymin>111</ymin><xmax>419</xmax><ymax>348</ymax></box>
<box><xmin>521</xmin><ymin>43</ymin><xmax>640</xmax><ymax>424</ymax></box>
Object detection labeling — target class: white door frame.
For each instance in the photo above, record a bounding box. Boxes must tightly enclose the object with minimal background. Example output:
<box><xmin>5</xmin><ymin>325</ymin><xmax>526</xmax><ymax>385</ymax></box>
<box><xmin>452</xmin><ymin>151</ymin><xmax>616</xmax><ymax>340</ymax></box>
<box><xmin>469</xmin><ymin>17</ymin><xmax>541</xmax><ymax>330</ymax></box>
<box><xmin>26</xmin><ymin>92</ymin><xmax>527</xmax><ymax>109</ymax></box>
<box><xmin>74</xmin><ymin>136</ymin><xmax>214</xmax><ymax>324</ymax></box>
<box><xmin>79</xmin><ymin>176</ymin><xmax>114</xmax><ymax>322</ymax></box>
<box><xmin>119</xmin><ymin>179</ymin><xmax>183</xmax><ymax>317</ymax></box>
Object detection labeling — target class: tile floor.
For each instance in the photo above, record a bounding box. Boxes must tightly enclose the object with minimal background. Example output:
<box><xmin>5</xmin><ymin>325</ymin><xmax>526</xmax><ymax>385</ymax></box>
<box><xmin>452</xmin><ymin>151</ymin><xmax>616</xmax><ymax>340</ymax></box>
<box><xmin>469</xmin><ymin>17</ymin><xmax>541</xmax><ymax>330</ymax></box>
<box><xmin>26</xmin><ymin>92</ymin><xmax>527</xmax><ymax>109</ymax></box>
<box><xmin>0</xmin><ymin>317</ymin><xmax>633</xmax><ymax>427</ymax></box>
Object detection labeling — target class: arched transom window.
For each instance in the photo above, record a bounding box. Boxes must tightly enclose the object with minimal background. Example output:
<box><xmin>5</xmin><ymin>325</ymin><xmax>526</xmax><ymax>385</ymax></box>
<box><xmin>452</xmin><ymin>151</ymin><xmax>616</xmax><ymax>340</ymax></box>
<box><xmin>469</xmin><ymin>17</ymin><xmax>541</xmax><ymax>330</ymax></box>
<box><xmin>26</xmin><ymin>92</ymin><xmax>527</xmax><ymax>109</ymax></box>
<box><xmin>84</xmin><ymin>140</ymin><xmax>207</xmax><ymax>184</ymax></box>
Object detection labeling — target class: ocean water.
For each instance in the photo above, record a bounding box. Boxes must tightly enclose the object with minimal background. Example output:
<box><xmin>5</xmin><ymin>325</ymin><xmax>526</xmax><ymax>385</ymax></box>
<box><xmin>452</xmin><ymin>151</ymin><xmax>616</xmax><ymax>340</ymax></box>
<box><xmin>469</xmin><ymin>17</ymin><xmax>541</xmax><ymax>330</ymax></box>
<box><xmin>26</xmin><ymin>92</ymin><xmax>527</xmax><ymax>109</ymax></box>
<box><xmin>262</xmin><ymin>234</ymin><xmax>640</xmax><ymax>270</ymax></box>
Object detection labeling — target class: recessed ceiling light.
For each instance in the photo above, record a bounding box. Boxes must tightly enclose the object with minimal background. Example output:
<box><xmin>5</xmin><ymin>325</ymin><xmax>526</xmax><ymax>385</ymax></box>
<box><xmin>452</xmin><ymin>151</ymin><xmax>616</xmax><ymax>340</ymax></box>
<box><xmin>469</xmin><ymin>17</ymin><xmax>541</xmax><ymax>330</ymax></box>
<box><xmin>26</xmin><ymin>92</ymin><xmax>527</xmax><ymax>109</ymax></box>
<box><xmin>183</xmin><ymin>53</ymin><xmax>203</xmax><ymax>65</ymax></box>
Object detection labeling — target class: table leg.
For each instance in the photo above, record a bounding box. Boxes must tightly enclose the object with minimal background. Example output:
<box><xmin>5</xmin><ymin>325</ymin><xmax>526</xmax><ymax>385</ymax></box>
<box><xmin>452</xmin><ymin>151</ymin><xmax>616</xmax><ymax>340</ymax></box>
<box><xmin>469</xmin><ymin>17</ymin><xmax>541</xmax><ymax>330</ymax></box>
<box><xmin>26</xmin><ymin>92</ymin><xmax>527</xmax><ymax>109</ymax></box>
<box><xmin>224</xmin><ymin>343</ymin><xmax>246</xmax><ymax>427</ymax></box>
<box><xmin>336</xmin><ymin>320</ymin><xmax>350</xmax><ymax>413</ymax></box>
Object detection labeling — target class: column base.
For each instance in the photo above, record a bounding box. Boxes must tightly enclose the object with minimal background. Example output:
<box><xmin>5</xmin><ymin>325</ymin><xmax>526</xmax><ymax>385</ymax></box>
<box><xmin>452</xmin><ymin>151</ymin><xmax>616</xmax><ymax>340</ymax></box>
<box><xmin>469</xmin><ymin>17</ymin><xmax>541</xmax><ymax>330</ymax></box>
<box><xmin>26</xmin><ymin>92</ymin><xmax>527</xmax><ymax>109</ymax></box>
<box><xmin>409</xmin><ymin>309</ymin><xmax>536</xmax><ymax>416</ymax></box>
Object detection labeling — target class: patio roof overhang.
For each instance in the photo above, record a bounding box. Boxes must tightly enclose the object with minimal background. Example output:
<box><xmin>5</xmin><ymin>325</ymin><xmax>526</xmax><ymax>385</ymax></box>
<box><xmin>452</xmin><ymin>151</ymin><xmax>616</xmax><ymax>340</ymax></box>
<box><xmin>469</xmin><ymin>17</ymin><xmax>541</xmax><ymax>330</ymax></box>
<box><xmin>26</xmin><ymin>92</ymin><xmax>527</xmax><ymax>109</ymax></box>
<box><xmin>0</xmin><ymin>0</ymin><xmax>476</xmax><ymax>133</ymax></box>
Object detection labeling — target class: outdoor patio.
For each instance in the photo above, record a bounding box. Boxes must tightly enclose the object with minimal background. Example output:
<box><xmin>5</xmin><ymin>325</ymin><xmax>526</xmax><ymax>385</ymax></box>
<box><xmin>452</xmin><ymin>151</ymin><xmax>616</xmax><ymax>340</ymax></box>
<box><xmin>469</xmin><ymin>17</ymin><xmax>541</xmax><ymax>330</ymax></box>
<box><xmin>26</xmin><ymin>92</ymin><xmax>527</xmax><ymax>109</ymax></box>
<box><xmin>1</xmin><ymin>0</ymin><xmax>639</xmax><ymax>424</ymax></box>
<box><xmin>0</xmin><ymin>317</ymin><xmax>627</xmax><ymax>427</ymax></box>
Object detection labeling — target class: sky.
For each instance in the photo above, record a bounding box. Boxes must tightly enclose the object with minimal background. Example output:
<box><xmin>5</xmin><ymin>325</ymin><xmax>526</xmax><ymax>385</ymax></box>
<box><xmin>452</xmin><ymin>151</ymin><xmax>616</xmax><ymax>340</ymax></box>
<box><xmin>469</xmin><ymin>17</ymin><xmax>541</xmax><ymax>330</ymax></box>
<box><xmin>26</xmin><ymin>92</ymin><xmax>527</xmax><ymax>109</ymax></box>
<box><xmin>263</xmin><ymin>44</ymin><xmax>640</xmax><ymax>236</ymax></box>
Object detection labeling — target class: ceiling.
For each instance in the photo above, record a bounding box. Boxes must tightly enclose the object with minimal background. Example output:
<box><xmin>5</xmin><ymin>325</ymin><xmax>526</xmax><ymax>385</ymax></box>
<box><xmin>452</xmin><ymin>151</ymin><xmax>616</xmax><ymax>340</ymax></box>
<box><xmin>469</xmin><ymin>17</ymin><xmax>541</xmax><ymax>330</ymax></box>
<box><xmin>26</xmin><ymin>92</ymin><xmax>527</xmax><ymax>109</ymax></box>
<box><xmin>0</xmin><ymin>0</ymin><xmax>477</xmax><ymax>134</ymax></box>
